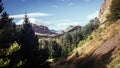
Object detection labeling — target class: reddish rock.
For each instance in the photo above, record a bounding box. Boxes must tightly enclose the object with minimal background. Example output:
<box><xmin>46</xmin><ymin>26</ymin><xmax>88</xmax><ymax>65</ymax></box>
<box><xmin>99</xmin><ymin>0</ymin><xmax>112</xmax><ymax>23</ymax></box>
<box><xmin>32</xmin><ymin>24</ymin><xmax>50</xmax><ymax>34</ymax></box>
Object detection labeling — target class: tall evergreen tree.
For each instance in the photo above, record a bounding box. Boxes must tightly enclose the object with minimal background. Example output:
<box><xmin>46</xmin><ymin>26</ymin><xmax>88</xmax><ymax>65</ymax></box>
<box><xmin>0</xmin><ymin>12</ymin><xmax>16</xmax><ymax>48</ymax></box>
<box><xmin>20</xmin><ymin>13</ymin><xmax>39</xmax><ymax>59</ymax></box>
<box><xmin>20</xmin><ymin>13</ymin><xmax>49</xmax><ymax>68</ymax></box>
<box><xmin>52</xmin><ymin>40</ymin><xmax>62</xmax><ymax>58</ymax></box>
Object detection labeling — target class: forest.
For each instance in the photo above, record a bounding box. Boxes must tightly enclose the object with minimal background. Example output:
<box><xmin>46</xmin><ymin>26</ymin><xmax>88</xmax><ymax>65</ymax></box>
<box><xmin>0</xmin><ymin>0</ymin><xmax>99</xmax><ymax>67</ymax></box>
<box><xmin>0</xmin><ymin>0</ymin><xmax>120</xmax><ymax>68</ymax></box>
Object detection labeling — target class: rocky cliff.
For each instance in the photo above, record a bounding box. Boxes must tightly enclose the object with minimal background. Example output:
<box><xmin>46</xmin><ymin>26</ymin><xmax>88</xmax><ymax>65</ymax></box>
<box><xmin>99</xmin><ymin>0</ymin><xmax>112</xmax><ymax>23</ymax></box>
<box><xmin>32</xmin><ymin>24</ymin><xmax>50</xmax><ymax>34</ymax></box>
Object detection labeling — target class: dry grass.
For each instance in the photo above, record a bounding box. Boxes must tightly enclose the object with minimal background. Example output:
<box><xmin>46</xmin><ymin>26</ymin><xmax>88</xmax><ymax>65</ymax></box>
<box><xmin>65</xmin><ymin>20</ymin><xmax>120</xmax><ymax>66</ymax></box>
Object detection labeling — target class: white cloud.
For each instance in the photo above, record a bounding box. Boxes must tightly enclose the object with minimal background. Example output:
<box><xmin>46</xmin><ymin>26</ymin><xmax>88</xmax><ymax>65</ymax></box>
<box><xmin>52</xmin><ymin>5</ymin><xmax>58</xmax><ymax>8</ymax></box>
<box><xmin>17</xmin><ymin>17</ymin><xmax>82</xmax><ymax>30</ymax></box>
<box><xmin>52</xmin><ymin>21</ymin><xmax>81</xmax><ymax>30</ymax></box>
<box><xmin>68</xmin><ymin>2</ymin><xmax>74</xmax><ymax>6</ymax></box>
<box><xmin>10</xmin><ymin>12</ymin><xmax>52</xmax><ymax>18</ymax></box>
<box><xmin>16</xmin><ymin>18</ymin><xmax>52</xmax><ymax>26</ymax></box>
<box><xmin>57</xmin><ymin>22</ymin><xmax>80</xmax><ymax>27</ymax></box>
<box><xmin>87</xmin><ymin>10</ymin><xmax>99</xmax><ymax>20</ymax></box>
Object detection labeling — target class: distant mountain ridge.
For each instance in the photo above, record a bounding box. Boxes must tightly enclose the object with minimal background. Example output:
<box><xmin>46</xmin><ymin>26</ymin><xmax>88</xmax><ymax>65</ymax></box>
<box><xmin>65</xmin><ymin>25</ymin><xmax>81</xmax><ymax>33</ymax></box>
<box><xmin>17</xmin><ymin>24</ymin><xmax>56</xmax><ymax>34</ymax></box>
<box><xmin>32</xmin><ymin>24</ymin><xmax>55</xmax><ymax>34</ymax></box>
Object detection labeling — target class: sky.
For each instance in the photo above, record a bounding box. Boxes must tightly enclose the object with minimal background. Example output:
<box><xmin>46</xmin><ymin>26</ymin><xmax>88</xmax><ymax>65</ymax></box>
<box><xmin>3</xmin><ymin>0</ymin><xmax>104</xmax><ymax>30</ymax></box>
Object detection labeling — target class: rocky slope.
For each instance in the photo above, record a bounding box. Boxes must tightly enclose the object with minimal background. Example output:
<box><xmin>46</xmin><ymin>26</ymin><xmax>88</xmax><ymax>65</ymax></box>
<box><xmin>73</xmin><ymin>20</ymin><xmax>120</xmax><ymax>68</ymax></box>
<box><xmin>65</xmin><ymin>25</ymin><xmax>81</xmax><ymax>33</ymax></box>
<box><xmin>99</xmin><ymin>0</ymin><xmax>112</xmax><ymax>23</ymax></box>
<box><xmin>60</xmin><ymin>19</ymin><xmax>120</xmax><ymax>68</ymax></box>
<box><xmin>32</xmin><ymin>24</ymin><xmax>53</xmax><ymax>34</ymax></box>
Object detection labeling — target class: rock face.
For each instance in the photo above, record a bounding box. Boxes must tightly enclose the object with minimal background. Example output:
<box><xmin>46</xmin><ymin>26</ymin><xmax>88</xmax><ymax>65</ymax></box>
<box><xmin>99</xmin><ymin>0</ymin><xmax>112</xmax><ymax>23</ymax></box>
<box><xmin>65</xmin><ymin>25</ymin><xmax>81</xmax><ymax>33</ymax></box>
<box><xmin>56</xmin><ymin>26</ymin><xmax>81</xmax><ymax>35</ymax></box>
<box><xmin>32</xmin><ymin>24</ymin><xmax>50</xmax><ymax>34</ymax></box>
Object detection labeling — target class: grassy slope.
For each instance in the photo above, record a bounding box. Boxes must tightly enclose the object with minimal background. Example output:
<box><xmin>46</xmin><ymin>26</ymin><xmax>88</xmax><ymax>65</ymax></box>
<box><xmin>62</xmin><ymin>20</ymin><xmax>120</xmax><ymax>68</ymax></box>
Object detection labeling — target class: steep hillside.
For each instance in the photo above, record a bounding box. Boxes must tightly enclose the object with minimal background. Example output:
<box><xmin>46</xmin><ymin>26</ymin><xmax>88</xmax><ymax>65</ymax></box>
<box><xmin>74</xmin><ymin>20</ymin><xmax>120</xmax><ymax>68</ymax></box>
<box><xmin>61</xmin><ymin>20</ymin><xmax>120</xmax><ymax>68</ymax></box>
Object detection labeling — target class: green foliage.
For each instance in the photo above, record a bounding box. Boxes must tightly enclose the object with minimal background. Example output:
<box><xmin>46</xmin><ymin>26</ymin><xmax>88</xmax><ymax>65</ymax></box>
<box><xmin>61</xmin><ymin>46</ymin><xmax>69</xmax><ymax>57</ymax></box>
<box><xmin>39</xmin><ymin>39</ymin><xmax>62</xmax><ymax>58</ymax></box>
<box><xmin>107</xmin><ymin>0</ymin><xmax>120</xmax><ymax>22</ymax></box>
<box><xmin>52</xmin><ymin>41</ymin><xmax>62</xmax><ymax>58</ymax></box>
<box><xmin>0</xmin><ymin>58</ymin><xmax>10</xmax><ymax>67</ymax></box>
<box><xmin>0</xmin><ymin>12</ymin><xmax>16</xmax><ymax>48</ymax></box>
<box><xmin>38</xmin><ymin>17</ymin><xmax>99</xmax><ymax>58</ymax></box>
<box><xmin>0</xmin><ymin>42</ymin><xmax>21</xmax><ymax>68</ymax></box>
<box><xmin>78</xmin><ymin>40</ymin><xmax>85</xmax><ymax>47</ymax></box>
<box><xmin>0</xmin><ymin>0</ymin><xmax>21</xmax><ymax>68</ymax></box>
<box><xmin>115</xmin><ymin>64</ymin><xmax>120</xmax><ymax>68</ymax></box>
<box><xmin>81</xmin><ymin>17</ymin><xmax>99</xmax><ymax>39</ymax></box>
<box><xmin>7</xmin><ymin>41</ymin><xmax>20</xmax><ymax>56</ymax></box>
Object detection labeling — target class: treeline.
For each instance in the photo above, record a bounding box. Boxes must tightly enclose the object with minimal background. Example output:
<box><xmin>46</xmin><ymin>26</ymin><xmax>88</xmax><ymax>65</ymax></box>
<box><xmin>39</xmin><ymin>17</ymin><xmax>100</xmax><ymax>58</ymax></box>
<box><xmin>0</xmin><ymin>0</ymin><xmax>49</xmax><ymax>68</ymax></box>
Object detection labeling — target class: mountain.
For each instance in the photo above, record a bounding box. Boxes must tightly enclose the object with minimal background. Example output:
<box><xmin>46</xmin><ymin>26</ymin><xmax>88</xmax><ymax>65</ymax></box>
<box><xmin>50</xmin><ymin>29</ymin><xmax>57</xmax><ymax>33</ymax></box>
<box><xmin>17</xmin><ymin>24</ymin><xmax>56</xmax><ymax>34</ymax></box>
<box><xmin>65</xmin><ymin>25</ymin><xmax>81</xmax><ymax>33</ymax></box>
<box><xmin>17</xmin><ymin>18</ymin><xmax>82</xmax><ymax>37</ymax></box>
<box><xmin>57</xmin><ymin>25</ymin><xmax>81</xmax><ymax>34</ymax></box>
<box><xmin>35</xmin><ymin>25</ymin><xmax>81</xmax><ymax>38</ymax></box>
<box><xmin>16</xmin><ymin>18</ymin><xmax>56</xmax><ymax>34</ymax></box>
<box><xmin>32</xmin><ymin>24</ymin><xmax>52</xmax><ymax>34</ymax></box>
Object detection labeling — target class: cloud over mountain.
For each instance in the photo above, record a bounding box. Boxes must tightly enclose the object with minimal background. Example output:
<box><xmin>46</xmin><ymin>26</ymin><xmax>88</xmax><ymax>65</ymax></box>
<box><xmin>16</xmin><ymin>18</ymin><xmax>52</xmax><ymax>26</ymax></box>
<box><xmin>10</xmin><ymin>12</ymin><xmax>52</xmax><ymax>18</ymax></box>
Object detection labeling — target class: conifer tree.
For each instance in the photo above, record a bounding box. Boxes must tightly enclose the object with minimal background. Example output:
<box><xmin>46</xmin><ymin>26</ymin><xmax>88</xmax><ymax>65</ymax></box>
<box><xmin>20</xmin><ymin>13</ymin><xmax>49</xmax><ymax>68</ymax></box>
<box><xmin>0</xmin><ymin>12</ymin><xmax>16</xmax><ymax>48</ymax></box>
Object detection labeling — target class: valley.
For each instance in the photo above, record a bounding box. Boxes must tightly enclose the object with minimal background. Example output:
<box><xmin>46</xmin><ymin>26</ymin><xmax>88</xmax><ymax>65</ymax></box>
<box><xmin>0</xmin><ymin>0</ymin><xmax>120</xmax><ymax>68</ymax></box>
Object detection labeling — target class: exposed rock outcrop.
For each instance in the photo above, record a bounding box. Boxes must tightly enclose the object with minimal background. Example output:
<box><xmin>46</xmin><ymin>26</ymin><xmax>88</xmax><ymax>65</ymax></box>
<box><xmin>99</xmin><ymin>0</ymin><xmax>112</xmax><ymax>23</ymax></box>
<box><xmin>32</xmin><ymin>24</ymin><xmax>50</xmax><ymax>34</ymax></box>
<box><xmin>65</xmin><ymin>25</ymin><xmax>81</xmax><ymax>33</ymax></box>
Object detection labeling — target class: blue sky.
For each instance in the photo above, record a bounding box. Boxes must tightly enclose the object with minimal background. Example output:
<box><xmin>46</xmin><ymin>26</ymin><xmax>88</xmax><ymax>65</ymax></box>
<box><xmin>3</xmin><ymin>0</ymin><xmax>104</xmax><ymax>30</ymax></box>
